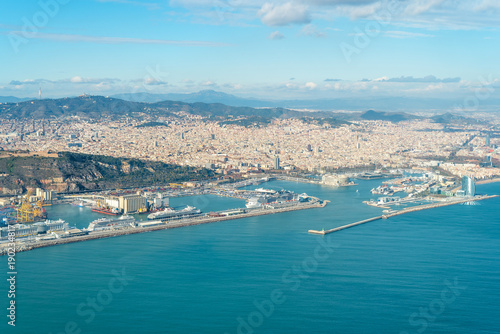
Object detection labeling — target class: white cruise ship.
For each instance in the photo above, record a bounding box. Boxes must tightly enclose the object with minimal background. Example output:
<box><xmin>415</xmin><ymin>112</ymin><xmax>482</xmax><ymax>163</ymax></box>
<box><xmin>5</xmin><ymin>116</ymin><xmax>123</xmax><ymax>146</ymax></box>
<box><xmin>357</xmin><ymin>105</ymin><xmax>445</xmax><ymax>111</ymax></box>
<box><xmin>246</xmin><ymin>197</ymin><xmax>265</xmax><ymax>209</ymax></box>
<box><xmin>87</xmin><ymin>215</ymin><xmax>136</xmax><ymax>231</ymax></box>
<box><xmin>147</xmin><ymin>206</ymin><xmax>201</xmax><ymax>220</ymax></box>
<box><xmin>246</xmin><ymin>190</ymin><xmax>305</xmax><ymax>209</ymax></box>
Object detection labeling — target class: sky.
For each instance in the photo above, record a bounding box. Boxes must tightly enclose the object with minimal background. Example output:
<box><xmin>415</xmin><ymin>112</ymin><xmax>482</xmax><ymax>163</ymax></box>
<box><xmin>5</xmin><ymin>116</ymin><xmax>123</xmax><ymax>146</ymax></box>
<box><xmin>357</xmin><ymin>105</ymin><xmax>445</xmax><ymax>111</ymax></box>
<box><xmin>0</xmin><ymin>0</ymin><xmax>499</xmax><ymax>101</ymax></box>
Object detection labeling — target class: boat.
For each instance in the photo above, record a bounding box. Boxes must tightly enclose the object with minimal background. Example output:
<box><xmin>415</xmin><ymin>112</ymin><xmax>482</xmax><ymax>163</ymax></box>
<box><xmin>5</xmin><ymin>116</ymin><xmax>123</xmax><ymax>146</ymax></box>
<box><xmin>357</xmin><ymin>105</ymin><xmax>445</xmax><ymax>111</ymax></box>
<box><xmin>87</xmin><ymin>215</ymin><xmax>136</xmax><ymax>231</ymax></box>
<box><xmin>246</xmin><ymin>190</ymin><xmax>304</xmax><ymax>208</ymax></box>
<box><xmin>147</xmin><ymin>205</ymin><xmax>201</xmax><ymax>220</ymax></box>
<box><xmin>246</xmin><ymin>197</ymin><xmax>264</xmax><ymax>209</ymax></box>
<box><xmin>254</xmin><ymin>188</ymin><xmax>277</xmax><ymax>195</ymax></box>
<box><xmin>137</xmin><ymin>206</ymin><xmax>148</xmax><ymax>214</ymax></box>
<box><xmin>91</xmin><ymin>207</ymin><xmax>121</xmax><ymax>215</ymax></box>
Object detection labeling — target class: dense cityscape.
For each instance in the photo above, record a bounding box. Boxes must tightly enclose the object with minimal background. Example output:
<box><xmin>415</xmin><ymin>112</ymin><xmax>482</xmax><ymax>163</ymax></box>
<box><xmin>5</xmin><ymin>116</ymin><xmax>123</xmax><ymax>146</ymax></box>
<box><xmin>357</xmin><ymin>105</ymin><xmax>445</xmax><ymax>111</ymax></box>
<box><xmin>1</xmin><ymin>111</ymin><xmax>498</xmax><ymax>181</ymax></box>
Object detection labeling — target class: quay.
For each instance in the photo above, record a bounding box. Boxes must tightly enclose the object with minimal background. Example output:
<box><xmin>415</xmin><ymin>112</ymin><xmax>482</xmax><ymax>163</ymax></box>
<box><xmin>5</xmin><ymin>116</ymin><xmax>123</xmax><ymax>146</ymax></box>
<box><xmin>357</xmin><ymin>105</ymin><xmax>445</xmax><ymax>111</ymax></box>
<box><xmin>308</xmin><ymin>195</ymin><xmax>498</xmax><ymax>235</ymax></box>
<box><xmin>0</xmin><ymin>200</ymin><xmax>328</xmax><ymax>256</ymax></box>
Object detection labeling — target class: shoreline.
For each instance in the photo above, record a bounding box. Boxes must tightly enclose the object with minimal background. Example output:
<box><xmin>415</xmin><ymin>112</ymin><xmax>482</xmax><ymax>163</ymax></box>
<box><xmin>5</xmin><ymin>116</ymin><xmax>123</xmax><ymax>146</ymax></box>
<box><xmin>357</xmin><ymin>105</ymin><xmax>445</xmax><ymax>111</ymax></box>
<box><xmin>452</xmin><ymin>177</ymin><xmax>500</xmax><ymax>191</ymax></box>
<box><xmin>0</xmin><ymin>201</ymin><xmax>327</xmax><ymax>256</ymax></box>
<box><xmin>309</xmin><ymin>194</ymin><xmax>498</xmax><ymax>235</ymax></box>
<box><xmin>475</xmin><ymin>178</ymin><xmax>500</xmax><ymax>185</ymax></box>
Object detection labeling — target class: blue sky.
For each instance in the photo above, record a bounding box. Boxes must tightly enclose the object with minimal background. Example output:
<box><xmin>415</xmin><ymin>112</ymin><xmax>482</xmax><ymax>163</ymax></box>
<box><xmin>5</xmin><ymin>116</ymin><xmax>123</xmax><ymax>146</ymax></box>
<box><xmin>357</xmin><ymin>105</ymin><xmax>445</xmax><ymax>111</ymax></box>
<box><xmin>0</xmin><ymin>0</ymin><xmax>499</xmax><ymax>100</ymax></box>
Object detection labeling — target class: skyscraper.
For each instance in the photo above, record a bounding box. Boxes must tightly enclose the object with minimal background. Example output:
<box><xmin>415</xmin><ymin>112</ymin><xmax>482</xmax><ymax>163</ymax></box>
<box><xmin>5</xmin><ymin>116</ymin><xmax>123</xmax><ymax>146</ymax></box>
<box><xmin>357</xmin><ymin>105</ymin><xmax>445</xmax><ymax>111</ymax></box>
<box><xmin>462</xmin><ymin>176</ymin><xmax>475</xmax><ymax>197</ymax></box>
<box><xmin>486</xmin><ymin>134</ymin><xmax>491</xmax><ymax>147</ymax></box>
<box><xmin>274</xmin><ymin>156</ymin><xmax>280</xmax><ymax>170</ymax></box>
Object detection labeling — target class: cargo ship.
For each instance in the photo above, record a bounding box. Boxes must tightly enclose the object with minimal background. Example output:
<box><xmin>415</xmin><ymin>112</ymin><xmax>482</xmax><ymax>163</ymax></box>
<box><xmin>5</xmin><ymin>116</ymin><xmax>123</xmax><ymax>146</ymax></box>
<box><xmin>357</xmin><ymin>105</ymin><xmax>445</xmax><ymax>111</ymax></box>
<box><xmin>147</xmin><ymin>205</ymin><xmax>201</xmax><ymax>220</ymax></box>
<box><xmin>91</xmin><ymin>207</ymin><xmax>121</xmax><ymax>215</ymax></box>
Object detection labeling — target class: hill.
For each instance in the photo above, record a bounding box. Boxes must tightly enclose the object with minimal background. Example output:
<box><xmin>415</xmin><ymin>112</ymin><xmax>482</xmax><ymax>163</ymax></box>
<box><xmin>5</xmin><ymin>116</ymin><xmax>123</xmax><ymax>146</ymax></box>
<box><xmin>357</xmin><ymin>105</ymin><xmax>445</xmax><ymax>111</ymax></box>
<box><xmin>360</xmin><ymin>110</ymin><xmax>420</xmax><ymax>122</ymax></box>
<box><xmin>0</xmin><ymin>96</ymin><xmax>32</xmax><ymax>103</ymax></box>
<box><xmin>0</xmin><ymin>152</ymin><xmax>215</xmax><ymax>194</ymax></box>
<box><xmin>113</xmin><ymin>90</ymin><xmax>271</xmax><ymax>107</ymax></box>
<box><xmin>0</xmin><ymin>95</ymin><xmax>301</xmax><ymax>120</ymax></box>
<box><xmin>0</xmin><ymin>95</ymin><xmax>151</xmax><ymax>119</ymax></box>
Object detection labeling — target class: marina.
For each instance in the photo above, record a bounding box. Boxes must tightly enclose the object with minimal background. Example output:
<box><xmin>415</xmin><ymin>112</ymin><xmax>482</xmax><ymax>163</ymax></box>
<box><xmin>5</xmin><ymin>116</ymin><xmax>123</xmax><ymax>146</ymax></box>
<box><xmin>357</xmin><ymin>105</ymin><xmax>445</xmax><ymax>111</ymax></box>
<box><xmin>308</xmin><ymin>195</ymin><xmax>498</xmax><ymax>235</ymax></box>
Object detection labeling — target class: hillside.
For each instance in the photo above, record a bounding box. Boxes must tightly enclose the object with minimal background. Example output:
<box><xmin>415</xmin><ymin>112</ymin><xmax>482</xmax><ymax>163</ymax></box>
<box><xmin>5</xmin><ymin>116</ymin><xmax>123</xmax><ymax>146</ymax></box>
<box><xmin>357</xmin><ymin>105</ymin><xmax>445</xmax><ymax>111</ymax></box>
<box><xmin>360</xmin><ymin>110</ymin><xmax>420</xmax><ymax>122</ymax></box>
<box><xmin>113</xmin><ymin>90</ymin><xmax>271</xmax><ymax>107</ymax></box>
<box><xmin>0</xmin><ymin>152</ymin><xmax>215</xmax><ymax>194</ymax></box>
<box><xmin>0</xmin><ymin>95</ymin><xmax>300</xmax><ymax>120</ymax></box>
<box><xmin>0</xmin><ymin>95</ymin><xmax>152</xmax><ymax>119</ymax></box>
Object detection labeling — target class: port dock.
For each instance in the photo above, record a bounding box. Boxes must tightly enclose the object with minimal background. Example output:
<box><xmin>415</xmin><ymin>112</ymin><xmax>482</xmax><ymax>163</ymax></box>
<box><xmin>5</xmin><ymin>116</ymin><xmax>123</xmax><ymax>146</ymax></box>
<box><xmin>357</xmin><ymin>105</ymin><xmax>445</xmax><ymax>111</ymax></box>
<box><xmin>309</xmin><ymin>195</ymin><xmax>498</xmax><ymax>235</ymax></box>
<box><xmin>1</xmin><ymin>199</ymin><xmax>328</xmax><ymax>255</ymax></box>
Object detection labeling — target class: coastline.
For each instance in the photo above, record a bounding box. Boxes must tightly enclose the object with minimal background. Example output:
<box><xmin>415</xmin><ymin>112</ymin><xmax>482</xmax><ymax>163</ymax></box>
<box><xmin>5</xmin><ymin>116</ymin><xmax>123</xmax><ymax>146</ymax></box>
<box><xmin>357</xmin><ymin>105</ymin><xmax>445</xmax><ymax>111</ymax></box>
<box><xmin>309</xmin><ymin>194</ymin><xmax>498</xmax><ymax>235</ymax></box>
<box><xmin>475</xmin><ymin>178</ymin><xmax>500</xmax><ymax>185</ymax></box>
<box><xmin>0</xmin><ymin>200</ymin><xmax>327</xmax><ymax>256</ymax></box>
<box><xmin>451</xmin><ymin>178</ymin><xmax>500</xmax><ymax>192</ymax></box>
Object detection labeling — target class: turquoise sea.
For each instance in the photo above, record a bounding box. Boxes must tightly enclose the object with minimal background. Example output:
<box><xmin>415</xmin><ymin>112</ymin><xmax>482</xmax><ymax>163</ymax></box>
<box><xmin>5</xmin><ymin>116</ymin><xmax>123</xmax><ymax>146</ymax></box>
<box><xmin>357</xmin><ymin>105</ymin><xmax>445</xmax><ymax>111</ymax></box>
<box><xmin>1</xmin><ymin>179</ymin><xmax>499</xmax><ymax>334</ymax></box>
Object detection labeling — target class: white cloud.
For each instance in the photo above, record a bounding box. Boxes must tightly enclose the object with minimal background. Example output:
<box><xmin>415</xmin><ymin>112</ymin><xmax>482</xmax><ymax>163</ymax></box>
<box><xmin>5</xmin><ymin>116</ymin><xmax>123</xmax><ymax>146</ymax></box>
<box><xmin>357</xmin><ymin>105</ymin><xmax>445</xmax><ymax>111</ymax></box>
<box><xmin>403</xmin><ymin>0</ymin><xmax>445</xmax><ymax>16</ymax></box>
<box><xmin>166</xmin><ymin>0</ymin><xmax>500</xmax><ymax>30</ymax></box>
<box><xmin>384</xmin><ymin>30</ymin><xmax>434</xmax><ymax>39</ymax></box>
<box><xmin>473</xmin><ymin>0</ymin><xmax>500</xmax><ymax>11</ymax></box>
<box><xmin>4</xmin><ymin>32</ymin><xmax>228</xmax><ymax>47</ymax></box>
<box><xmin>301</xmin><ymin>24</ymin><xmax>327</xmax><ymax>37</ymax></box>
<box><xmin>201</xmin><ymin>80</ymin><xmax>217</xmax><ymax>87</ymax></box>
<box><xmin>268</xmin><ymin>30</ymin><xmax>285</xmax><ymax>40</ymax></box>
<box><xmin>340</xmin><ymin>2</ymin><xmax>381</xmax><ymax>19</ymax></box>
<box><xmin>305</xmin><ymin>82</ymin><xmax>318</xmax><ymax>89</ymax></box>
<box><xmin>70</xmin><ymin>76</ymin><xmax>84</xmax><ymax>83</ymax></box>
<box><xmin>259</xmin><ymin>2</ymin><xmax>311</xmax><ymax>26</ymax></box>
<box><xmin>144</xmin><ymin>77</ymin><xmax>168</xmax><ymax>85</ymax></box>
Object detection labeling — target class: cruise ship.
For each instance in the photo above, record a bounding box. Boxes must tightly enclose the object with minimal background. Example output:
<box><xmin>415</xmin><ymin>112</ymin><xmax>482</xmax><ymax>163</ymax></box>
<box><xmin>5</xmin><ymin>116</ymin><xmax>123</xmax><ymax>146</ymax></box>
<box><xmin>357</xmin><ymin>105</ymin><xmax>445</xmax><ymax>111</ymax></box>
<box><xmin>254</xmin><ymin>188</ymin><xmax>277</xmax><ymax>195</ymax></box>
<box><xmin>147</xmin><ymin>205</ymin><xmax>201</xmax><ymax>220</ymax></box>
<box><xmin>87</xmin><ymin>215</ymin><xmax>136</xmax><ymax>231</ymax></box>
<box><xmin>246</xmin><ymin>190</ymin><xmax>304</xmax><ymax>209</ymax></box>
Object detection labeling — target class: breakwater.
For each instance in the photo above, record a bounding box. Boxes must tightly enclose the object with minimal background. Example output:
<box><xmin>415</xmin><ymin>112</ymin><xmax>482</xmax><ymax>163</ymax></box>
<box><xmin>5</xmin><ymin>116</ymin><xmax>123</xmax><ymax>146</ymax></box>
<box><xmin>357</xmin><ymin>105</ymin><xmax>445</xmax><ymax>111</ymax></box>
<box><xmin>1</xmin><ymin>200</ymin><xmax>327</xmax><ymax>255</ymax></box>
<box><xmin>309</xmin><ymin>195</ymin><xmax>498</xmax><ymax>235</ymax></box>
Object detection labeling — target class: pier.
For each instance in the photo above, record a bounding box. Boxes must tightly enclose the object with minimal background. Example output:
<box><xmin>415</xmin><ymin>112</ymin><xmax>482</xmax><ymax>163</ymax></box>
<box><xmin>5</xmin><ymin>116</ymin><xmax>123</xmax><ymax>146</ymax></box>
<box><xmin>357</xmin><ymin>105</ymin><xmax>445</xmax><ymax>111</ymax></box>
<box><xmin>309</xmin><ymin>195</ymin><xmax>498</xmax><ymax>235</ymax></box>
<box><xmin>0</xmin><ymin>200</ymin><xmax>327</xmax><ymax>256</ymax></box>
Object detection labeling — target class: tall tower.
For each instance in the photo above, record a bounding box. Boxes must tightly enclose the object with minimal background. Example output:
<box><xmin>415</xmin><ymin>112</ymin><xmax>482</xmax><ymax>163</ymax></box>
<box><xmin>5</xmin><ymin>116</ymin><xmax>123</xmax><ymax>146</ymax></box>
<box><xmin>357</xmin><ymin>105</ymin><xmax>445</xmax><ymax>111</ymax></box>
<box><xmin>274</xmin><ymin>156</ymin><xmax>280</xmax><ymax>170</ymax></box>
<box><xmin>39</xmin><ymin>87</ymin><xmax>42</xmax><ymax>100</ymax></box>
<box><xmin>462</xmin><ymin>176</ymin><xmax>475</xmax><ymax>197</ymax></box>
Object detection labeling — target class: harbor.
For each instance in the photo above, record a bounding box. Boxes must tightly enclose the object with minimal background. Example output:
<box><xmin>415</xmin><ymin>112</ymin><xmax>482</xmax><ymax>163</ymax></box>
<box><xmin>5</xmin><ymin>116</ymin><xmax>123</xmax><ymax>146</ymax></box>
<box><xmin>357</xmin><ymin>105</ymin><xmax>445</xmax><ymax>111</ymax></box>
<box><xmin>0</xmin><ymin>197</ymin><xmax>326</xmax><ymax>255</ymax></box>
<box><xmin>308</xmin><ymin>194</ymin><xmax>498</xmax><ymax>235</ymax></box>
<box><xmin>2</xmin><ymin>174</ymin><xmax>498</xmax><ymax>255</ymax></box>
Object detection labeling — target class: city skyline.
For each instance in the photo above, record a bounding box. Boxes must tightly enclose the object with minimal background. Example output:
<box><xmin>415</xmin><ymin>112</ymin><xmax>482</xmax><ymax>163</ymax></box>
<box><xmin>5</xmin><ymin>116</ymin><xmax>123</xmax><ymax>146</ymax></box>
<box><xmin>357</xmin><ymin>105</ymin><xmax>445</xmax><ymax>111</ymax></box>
<box><xmin>1</xmin><ymin>0</ymin><xmax>499</xmax><ymax>101</ymax></box>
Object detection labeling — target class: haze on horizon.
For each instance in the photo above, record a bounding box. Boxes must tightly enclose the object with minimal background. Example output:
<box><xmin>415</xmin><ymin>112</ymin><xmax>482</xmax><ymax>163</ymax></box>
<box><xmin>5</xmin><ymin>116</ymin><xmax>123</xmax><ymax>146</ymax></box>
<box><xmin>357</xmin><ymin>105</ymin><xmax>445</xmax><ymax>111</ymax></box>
<box><xmin>0</xmin><ymin>0</ymin><xmax>499</xmax><ymax>103</ymax></box>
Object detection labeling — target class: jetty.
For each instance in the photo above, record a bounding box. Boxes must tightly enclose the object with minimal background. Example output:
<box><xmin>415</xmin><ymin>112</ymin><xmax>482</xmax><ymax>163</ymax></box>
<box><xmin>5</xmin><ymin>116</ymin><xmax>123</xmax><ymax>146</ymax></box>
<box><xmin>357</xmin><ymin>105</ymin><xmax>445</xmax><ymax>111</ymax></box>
<box><xmin>309</xmin><ymin>195</ymin><xmax>498</xmax><ymax>235</ymax></box>
<box><xmin>1</xmin><ymin>200</ymin><xmax>328</xmax><ymax>256</ymax></box>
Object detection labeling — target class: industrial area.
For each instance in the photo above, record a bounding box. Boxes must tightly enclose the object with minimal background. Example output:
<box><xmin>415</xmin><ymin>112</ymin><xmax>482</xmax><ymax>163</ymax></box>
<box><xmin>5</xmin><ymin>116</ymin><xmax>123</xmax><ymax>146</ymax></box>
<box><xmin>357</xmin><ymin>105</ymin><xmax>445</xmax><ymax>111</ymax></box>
<box><xmin>0</xmin><ymin>179</ymin><xmax>325</xmax><ymax>255</ymax></box>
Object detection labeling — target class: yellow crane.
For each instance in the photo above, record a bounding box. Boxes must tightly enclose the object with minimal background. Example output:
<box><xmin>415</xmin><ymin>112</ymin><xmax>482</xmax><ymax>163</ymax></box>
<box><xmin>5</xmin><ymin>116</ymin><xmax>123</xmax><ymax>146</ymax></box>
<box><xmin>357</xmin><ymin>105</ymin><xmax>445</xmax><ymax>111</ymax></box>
<box><xmin>16</xmin><ymin>189</ymin><xmax>35</xmax><ymax>223</ymax></box>
<box><xmin>16</xmin><ymin>190</ymin><xmax>47</xmax><ymax>223</ymax></box>
<box><xmin>33</xmin><ymin>198</ymin><xmax>46</xmax><ymax>219</ymax></box>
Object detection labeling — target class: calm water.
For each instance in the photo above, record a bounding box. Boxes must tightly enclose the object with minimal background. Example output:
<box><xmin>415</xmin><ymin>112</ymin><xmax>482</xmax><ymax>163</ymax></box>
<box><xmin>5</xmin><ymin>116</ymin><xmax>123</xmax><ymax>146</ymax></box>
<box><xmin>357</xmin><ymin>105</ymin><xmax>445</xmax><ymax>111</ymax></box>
<box><xmin>1</xmin><ymin>180</ymin><xmax>499</xmax><ymax>334</ymax></box>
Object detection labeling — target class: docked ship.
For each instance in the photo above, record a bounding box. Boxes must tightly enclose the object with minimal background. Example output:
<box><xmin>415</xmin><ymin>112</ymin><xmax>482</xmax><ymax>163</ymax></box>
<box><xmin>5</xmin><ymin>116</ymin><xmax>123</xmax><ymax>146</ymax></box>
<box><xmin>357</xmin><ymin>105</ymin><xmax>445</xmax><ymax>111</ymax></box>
<box><xmin>246</xmin><ymin>190</ymin><xmax>304</xmax><ymax>209</ymax></box>
<box><xmin>254</xmin><ymin>188</ymin><xmax>277</xmax><ymax>195</ymax></box>
<box><xmin>91</xmin><ymin>207</ymin><xmax>121</xmax><ymax>215</ymax></box>
<box><xmin>91</xmin><ymin>198</ymin><xmax>121</xmax><ymax>215</ymax></box>
<box><xmin>87</xmin><ymin>215</ymin><xmax>136</xmax><ymax>231</ymax></box>
<box><xmin>147</xmin><ymin>205</ymin><xmax>201</xmax><ymax>220</ymax></box>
